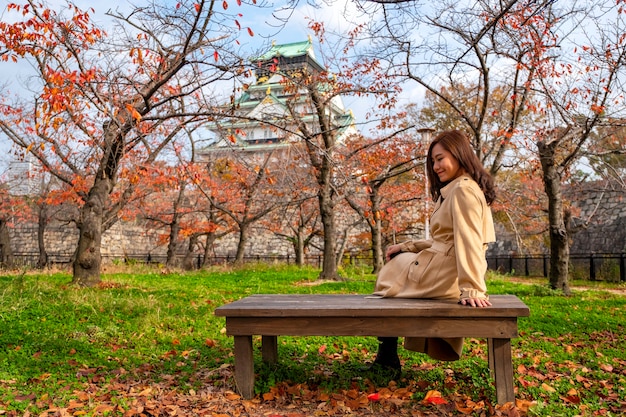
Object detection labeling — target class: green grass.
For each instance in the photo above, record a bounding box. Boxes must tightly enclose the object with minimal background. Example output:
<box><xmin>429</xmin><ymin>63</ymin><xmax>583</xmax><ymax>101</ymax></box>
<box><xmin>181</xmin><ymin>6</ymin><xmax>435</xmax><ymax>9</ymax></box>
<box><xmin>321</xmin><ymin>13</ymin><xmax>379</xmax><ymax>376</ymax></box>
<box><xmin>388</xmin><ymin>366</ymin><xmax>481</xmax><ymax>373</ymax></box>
<box><xmin>0</xmin><ymin>264</ymin><xmax>625</xmax><ymax>416</ymax></box>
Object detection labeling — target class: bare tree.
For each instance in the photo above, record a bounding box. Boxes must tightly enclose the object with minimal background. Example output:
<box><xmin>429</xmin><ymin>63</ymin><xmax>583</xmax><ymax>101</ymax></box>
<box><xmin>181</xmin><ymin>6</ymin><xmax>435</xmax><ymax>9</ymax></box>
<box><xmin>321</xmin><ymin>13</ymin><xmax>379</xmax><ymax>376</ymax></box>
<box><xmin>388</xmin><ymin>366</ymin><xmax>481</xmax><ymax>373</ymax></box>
<box><xmin>529</xmin><ymin>0</ymin><xmax>626</xmax><ymax>293</ymax></box>
<box><xmin>355</xmin><ymin>0</ymin><xmax>562</xmax><ymax>173</ymax></box>
<box><xmin>0</xmin><ymin>0</ymin><xmax>251</xmax><ymax>285</ymax></box>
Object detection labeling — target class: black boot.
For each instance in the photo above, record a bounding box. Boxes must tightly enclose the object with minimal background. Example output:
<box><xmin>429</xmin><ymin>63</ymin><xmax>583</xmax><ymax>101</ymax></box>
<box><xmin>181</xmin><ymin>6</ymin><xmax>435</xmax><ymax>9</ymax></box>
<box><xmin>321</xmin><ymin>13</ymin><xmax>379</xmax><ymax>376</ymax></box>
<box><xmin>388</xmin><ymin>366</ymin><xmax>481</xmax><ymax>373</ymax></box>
<box><xmin>368</xmin><ymin>337</ymin><xmax>401</xmax><ymax>378</ymax></box>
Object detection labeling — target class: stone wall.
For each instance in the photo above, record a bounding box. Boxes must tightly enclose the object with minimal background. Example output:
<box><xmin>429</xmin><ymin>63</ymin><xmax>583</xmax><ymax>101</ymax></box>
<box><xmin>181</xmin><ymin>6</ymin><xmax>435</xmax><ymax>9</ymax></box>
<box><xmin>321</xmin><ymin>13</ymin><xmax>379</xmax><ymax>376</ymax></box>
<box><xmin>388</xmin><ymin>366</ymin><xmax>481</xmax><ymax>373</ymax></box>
<box><xmin>487</xmin><ymin>182</ymin><xmax>626</xmax><ymax>256</ymax></box>
<box><xmin>8</xmin><ymin>222</ymin><xmax>168</xmax><ymax>264</ymax></box>
<box><xmin>567</xmin><ymin>184</ymin><xmax>626</xmax><ymax>254</ymax></box>
<box><xmin>5</xmin><ymin>182</ymin><xmax>625</xmax><ymax>266</ymax></box>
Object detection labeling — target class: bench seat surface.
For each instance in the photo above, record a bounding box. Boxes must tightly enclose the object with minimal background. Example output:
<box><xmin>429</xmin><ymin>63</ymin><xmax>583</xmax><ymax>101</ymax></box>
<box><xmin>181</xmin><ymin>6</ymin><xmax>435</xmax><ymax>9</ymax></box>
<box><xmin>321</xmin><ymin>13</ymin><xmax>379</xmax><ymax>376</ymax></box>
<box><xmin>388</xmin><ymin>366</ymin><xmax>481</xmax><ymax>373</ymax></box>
<box><xmin>214</xmin><ymin>294</ymin><xmax>530</xmax><ymax>318</ymax></box>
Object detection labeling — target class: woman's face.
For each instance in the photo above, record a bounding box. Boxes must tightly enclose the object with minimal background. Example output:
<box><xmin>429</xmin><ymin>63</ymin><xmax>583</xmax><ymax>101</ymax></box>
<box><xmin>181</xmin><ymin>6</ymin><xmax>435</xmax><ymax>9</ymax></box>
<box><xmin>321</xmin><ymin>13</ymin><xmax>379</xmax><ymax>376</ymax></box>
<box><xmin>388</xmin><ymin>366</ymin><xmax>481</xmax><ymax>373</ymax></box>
<box><xmin>431</xmin><ymin>143</ymin><xmax>464</xmax><ymax>183</ymax></box>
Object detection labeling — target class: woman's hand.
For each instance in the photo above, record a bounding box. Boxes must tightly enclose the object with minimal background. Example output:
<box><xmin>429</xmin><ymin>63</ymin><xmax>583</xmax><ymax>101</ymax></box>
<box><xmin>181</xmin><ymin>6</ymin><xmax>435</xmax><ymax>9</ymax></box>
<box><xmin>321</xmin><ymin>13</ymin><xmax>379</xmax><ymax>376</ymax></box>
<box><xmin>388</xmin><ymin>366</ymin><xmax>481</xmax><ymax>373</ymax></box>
<box><xmin>460</xmin><ymin>298</ymin><xmax>492</xmax><ymax>308</ymax></box>
<box><xmin>385</xmin><ymin>244</ymin><xmax>403</xmax><ymax>261</ymax></box>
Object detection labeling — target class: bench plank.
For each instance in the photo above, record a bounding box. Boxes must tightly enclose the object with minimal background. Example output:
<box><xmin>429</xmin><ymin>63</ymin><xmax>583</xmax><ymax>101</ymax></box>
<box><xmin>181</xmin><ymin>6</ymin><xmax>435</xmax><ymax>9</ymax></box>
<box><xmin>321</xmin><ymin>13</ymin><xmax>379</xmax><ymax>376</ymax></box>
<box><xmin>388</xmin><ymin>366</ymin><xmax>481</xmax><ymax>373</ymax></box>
<box><xmin>223</xmin><ymin>316</ymin><xmax>520</xmax><ymax>338</ymax></box>
<box><xmin>214</xmin><ymin>294</ymin><xmax>529</xmax><ymax>404</ymax></box>
<box><xmin>215</xmin><ymin>294</ymin><xmax>529</xmax><ymax>318</ymax></box>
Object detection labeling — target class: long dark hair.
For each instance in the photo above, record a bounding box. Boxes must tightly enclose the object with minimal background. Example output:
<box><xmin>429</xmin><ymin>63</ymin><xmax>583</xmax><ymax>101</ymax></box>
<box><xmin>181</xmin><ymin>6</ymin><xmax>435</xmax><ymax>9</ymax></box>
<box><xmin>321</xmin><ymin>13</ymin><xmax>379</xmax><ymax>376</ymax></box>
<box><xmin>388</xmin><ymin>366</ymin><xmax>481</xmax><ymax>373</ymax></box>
<box><xmin>426</xmin><ymin>130</ymin><xmax>496</xmax><ymax>205</ymax></box>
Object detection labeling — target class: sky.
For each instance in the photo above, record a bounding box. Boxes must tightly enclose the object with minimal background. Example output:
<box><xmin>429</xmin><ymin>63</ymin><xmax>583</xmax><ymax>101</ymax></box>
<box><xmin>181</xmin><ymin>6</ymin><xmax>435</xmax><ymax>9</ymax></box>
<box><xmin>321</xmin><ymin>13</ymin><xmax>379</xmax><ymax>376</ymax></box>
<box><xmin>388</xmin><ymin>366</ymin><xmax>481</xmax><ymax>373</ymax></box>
<box><xmin>0</xmin><ymin>0</ymin><xmax>425</xmax><ymax>171</ymax></box>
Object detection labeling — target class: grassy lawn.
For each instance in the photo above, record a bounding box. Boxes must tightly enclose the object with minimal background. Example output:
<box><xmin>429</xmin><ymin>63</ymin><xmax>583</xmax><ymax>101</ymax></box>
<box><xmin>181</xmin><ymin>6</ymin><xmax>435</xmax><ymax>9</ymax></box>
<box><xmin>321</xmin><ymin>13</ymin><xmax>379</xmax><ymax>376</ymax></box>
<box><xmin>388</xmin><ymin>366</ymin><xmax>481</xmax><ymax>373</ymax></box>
<box><xmin>0</xmin><ymin>263</ymin><xmax>624</xmax><ymax>416</ymax></box>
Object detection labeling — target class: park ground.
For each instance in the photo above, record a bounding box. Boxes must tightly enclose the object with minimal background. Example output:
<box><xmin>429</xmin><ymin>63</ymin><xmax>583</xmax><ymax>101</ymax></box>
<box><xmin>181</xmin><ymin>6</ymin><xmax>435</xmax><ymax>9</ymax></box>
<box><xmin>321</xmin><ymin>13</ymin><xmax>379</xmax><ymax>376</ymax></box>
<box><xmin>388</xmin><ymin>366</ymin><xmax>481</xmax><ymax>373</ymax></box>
<box><xmin>1</xmin><ymin>265</ymin><xmax>625</xmax><ymax>417</ymax></box>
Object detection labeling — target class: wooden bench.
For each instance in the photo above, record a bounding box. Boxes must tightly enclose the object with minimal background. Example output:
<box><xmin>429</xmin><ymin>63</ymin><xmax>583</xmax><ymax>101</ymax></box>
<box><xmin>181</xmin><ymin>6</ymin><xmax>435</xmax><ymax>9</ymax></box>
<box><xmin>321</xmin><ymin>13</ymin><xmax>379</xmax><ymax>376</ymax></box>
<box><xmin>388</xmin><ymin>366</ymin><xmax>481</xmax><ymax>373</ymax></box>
<box><xmin>214</xmin><ymin>294</ymin><xmax>529</xmax><ymax>404</ymax></box>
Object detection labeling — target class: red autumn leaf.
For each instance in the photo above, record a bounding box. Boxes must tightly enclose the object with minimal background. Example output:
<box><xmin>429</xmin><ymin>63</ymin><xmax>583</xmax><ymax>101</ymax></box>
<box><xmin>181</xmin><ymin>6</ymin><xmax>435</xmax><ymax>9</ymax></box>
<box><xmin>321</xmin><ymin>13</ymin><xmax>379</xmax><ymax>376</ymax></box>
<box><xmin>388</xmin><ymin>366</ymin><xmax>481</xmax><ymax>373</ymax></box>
<box><xmin>222</xmin><ymin>0</ymin><xmax>228</xmax><ymax>10</ymax></box>
<box><xmin>367</xmin><ymin>393</ymin><xmax>380</xmax><ymax>402</ymax></box>
<box><xmin>422</xmin><ymin>390</ymin><xmax>448</xmax><ymax>405</ymax></box>
<box><xmin>425</xmin><ymin>396</ymin><xmax>448</xmax><ymax>405</ymax></box>
<box><xmin>247</xmin><ymin>27</ymin><xmax>254</xmax><ymax>37</ymax></box>
<box><xmin>214</xmin><ymin>50</ymin><xmax>219</xmax><ymax>62</ymax></box>
<box><xmin>194</xmin><ymin>3</ymin><xmax>201</xmax><ymax>12</ymax></box>
<box><xmin>318</xmin><ymin>344</ymin><xmax>327</xmax><ymax>354</ymax></box>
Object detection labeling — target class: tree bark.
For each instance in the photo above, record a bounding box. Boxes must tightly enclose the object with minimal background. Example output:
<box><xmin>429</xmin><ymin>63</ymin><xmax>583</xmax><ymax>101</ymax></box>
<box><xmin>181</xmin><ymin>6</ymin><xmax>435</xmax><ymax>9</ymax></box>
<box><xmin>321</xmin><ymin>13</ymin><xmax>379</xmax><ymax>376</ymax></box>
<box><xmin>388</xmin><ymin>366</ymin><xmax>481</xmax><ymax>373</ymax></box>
<box><xmin>346</xmin><ymin>184</ymin><xmax>385</xmax><ymax>274</ymax></box>
<box><xmin>234</xmin><ymin>223</ymin><xmax>249</xmax><ymax>264</ymax></box>
<box><xmin>317</xmin><ymin>177</ymin><xmax>341</xmax><ymax>280</ymax></box>
<box><xmin>72</xmin><ymin>177</ymin><xmax>110</xmax><ymax>287</ymax></box>
<box><xmin>538</xmin><ymin>139</ymin><xmax>571</xmax><ymax>295</ymax></box>
<box><xmin>307</xmin><ymin>88</ymin><xmax>342</xmax><ymax>281</ymax></box>
<box><xmin>72</xmin><ymin>123</ymin><xmax>123</xmax><ymax>287</ymax></box>
<box><xmin>166</xmin><ymin>218</ymin><xmax>181</xmax><ymax>268</ymax></box>
<box><xmin>369</xmin><ymin>188</ymin><xmax>385</xmax><ymax>274</ymax></box>
<box><xmin>182</xmin><ymin>234</ymin><xmax>199</xmax><ymax>270</ymax></box>
<box><xmin>202</xmin><ymin>232</ymin><xmax>219</xmax><ymax>267</ymax></box>
<box><xmin>36</xmin><ymin>203</ymin><xmax>49</xmax><ymax>268</ymax></box>
<box><xmin>290</xmin><ymin>224</ymin><xmax>306</xmax><ymax>267</ymax></box>
<box><xmin>0</xmin><ymin>219</ymin><xmax>13</xmax><ymax>267</ymax></box>
<box><xmin>166</xmin><ymin>183</ymin><xmax>187</xmax><ymax>268</ymax></box>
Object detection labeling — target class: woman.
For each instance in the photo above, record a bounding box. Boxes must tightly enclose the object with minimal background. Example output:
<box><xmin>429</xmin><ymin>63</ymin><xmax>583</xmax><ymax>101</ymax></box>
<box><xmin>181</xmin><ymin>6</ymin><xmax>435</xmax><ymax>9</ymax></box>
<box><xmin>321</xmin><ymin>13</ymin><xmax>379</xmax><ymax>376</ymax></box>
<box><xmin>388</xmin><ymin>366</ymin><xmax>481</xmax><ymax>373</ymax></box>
<box><xmin>369</xmin><ymin>130</ymin><xmax>496</xmax><ymax>374</ymax></box>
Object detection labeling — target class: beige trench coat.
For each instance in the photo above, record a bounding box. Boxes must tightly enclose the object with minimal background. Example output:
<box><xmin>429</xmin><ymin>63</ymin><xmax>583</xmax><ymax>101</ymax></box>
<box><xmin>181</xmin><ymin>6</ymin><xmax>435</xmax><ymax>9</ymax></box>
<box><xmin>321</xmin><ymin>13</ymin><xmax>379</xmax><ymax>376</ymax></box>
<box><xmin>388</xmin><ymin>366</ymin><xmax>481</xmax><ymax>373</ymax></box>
<box><xmin>372</xmin><ymin>174</ymin><xmax>495</xmax><ymax>361</ymax></box>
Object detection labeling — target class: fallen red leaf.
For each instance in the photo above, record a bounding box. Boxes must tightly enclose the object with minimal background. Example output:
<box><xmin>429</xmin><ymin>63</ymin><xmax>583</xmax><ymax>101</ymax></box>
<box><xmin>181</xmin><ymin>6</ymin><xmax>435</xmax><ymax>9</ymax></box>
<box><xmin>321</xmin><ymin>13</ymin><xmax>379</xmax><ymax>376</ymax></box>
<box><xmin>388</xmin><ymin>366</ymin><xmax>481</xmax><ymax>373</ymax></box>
<box><xmin>422</xmin><ymin>390</ymin><xmax>448</xmax><ymax>405</ymax></box>
<box><xmin>424</xmin><ymin>396</ymin><xmax>448</xmax><ymax>405</ymax></box>
<box><xmin>367</xmin><ymin>392</ymin><xmax>380</xmax><ymax>402</ymax></box>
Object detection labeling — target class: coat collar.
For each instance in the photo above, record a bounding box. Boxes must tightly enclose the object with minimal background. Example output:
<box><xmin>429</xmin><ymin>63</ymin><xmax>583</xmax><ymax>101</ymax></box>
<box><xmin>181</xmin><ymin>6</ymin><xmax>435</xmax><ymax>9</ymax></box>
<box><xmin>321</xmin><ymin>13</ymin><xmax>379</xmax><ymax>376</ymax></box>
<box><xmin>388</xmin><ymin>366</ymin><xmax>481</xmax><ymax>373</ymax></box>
<box><xmin>440</xmin><ymin>174</ymin><xmax>472</xmax><ymax>200</ymax></box>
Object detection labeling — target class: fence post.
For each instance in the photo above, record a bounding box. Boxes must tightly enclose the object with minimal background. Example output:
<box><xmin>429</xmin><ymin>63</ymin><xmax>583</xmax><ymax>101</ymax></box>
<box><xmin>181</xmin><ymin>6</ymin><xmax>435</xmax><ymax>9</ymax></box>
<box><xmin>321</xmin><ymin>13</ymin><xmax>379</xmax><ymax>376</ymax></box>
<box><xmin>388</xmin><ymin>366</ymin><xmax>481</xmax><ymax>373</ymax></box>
<box><xmin>621</xmin><ymin>253</ymin><xmax>625</xmax><ymax>282</ymax></box>
<box><xmin>590</xmin><ymin>253</ymin><xmax>596</xmax><ymax>281</ymax></box>
<box><xmin>524</xmin><ymin>256</ymin><xmax>529</xmax><ymax>276</ymax></box>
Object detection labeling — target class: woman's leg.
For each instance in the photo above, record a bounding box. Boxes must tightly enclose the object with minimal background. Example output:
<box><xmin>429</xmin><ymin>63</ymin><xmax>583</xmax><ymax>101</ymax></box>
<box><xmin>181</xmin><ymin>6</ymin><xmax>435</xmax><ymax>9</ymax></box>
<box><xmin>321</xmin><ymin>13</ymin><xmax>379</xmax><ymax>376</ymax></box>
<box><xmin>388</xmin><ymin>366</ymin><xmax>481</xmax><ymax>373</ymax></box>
<box><xmin>372</xmin><ymin>336</ymin><xmax>401</xmax><ymax>370</ymax></box>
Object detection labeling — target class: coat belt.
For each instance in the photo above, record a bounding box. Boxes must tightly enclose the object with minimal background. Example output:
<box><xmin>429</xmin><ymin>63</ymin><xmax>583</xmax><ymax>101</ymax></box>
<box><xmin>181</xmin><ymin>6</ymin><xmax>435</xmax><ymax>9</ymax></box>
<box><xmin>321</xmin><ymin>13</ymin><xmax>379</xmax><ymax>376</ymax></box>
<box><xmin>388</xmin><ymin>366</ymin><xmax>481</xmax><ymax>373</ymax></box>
<box><xmin>429</xmin><ymin>241</ymin><xmax>455</xmax><ymax>255</ymax></box>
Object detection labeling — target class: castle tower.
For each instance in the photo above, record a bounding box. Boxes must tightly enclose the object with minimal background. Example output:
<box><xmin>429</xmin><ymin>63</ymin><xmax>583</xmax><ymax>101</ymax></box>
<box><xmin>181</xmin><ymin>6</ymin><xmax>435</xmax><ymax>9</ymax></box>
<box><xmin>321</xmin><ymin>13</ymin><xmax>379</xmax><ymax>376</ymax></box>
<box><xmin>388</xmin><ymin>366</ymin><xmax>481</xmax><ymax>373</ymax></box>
<box><xmin>201</xmin><ymin>38</ymin><xmax>357</xmax><ymax>156</ymax></box>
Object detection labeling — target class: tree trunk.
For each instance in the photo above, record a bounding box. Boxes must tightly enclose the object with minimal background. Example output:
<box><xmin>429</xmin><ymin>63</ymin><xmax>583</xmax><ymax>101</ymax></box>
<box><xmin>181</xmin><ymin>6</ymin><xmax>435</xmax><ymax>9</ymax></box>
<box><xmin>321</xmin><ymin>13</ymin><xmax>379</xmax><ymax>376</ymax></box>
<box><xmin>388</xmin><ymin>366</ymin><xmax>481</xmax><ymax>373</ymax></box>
<box><xmin>0</xmin><ymin>219</ymin><xmax>13</xmax><ymax>267</ymax></box>
<box><xmin>314</xmin><ymin>134</ymin><xmax>341</xmax><ymax>280</ymax></box>
<box><xmin>182</xmin><ymin>234</ymin><xmax>199</xmax><ymax>270</ymax></box>
<box><xmin>72</xmin><ymin>123</ymin><xmax>123</xmax><ymax>287</ymax></box>
<box><xmin>234</xmin><ymin>223</ymin><xmax>248</xmax><ymax>264</ymax></box>
<box><xmin>166</xmin><ymin>183</ymin><xmax>187</xmax><ymax>268</ymax></box>
<box><xmin>318</xmin><ymin>187</ymin><xmax>341</xmax><ymax>280</ymax></box>
<box><xmin>72</xmin><ymin>178</ymin><xmax>109</xmax><ymax>287</ymax></box>
<box><xmin>295</xmin><ymin>224</ymin><xmax>305</xmax><ymax>266</ymax></box>
<box><xmin>369</xmin><ymin>187</ymin><xmax>385</xmax><ymax>274</ymax></box>
<box><xmin>538</xmin><ymin>140</ymin><xmax>571</xmax><ymax>295</ymax></box>
<box><xmin>166</xmin><ymin>218</ymin><xmax>181</xmax><ymax>268</ymax></box>
<box><xmin>202</xmin><ymin>232</ymin><xmax>219</xmax><ymax>267</ymax></box>
<box><xmin>36</xmin><ymin>203</ymin><xmax>49</xmax><ymax>268</ymax></box>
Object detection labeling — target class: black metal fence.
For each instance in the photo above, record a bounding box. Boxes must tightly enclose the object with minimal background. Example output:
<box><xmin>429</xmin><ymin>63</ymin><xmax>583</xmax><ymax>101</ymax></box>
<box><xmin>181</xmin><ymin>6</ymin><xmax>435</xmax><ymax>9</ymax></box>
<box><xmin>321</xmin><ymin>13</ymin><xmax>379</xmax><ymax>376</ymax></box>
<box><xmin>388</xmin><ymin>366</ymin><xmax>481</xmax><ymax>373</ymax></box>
<box><xmin>3</xmin><ymin>252</ymin><xmax>330</xmax><ymax>270</ymax></box>
<box><xmin>4</xmin><ymin>251</ymin><xmax>626</xmax><ymax>282</ymax></box>
<box><xmin>487</xmin><ymin>253</ymin><xmax>626</xmax><ymax>282</ymax></box>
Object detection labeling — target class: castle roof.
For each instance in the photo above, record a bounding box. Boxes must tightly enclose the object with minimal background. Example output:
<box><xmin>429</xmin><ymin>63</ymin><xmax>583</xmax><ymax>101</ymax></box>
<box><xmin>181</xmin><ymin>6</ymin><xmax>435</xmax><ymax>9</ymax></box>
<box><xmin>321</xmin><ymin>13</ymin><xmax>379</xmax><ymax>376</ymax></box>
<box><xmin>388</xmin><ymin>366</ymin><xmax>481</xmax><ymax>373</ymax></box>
<box><xmin>254</xmin><ymin>39</ymin><xmax>315</xmax><ymax>61</ymax></box>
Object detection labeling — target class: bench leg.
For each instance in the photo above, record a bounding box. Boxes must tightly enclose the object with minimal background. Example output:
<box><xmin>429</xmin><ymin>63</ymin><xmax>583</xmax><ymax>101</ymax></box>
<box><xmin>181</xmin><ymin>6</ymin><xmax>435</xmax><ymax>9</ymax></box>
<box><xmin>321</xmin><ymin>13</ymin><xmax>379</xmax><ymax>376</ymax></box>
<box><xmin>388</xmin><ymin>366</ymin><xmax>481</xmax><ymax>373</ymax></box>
<box><xmin>262</xmin><ymin>336</ymin><xmax>278</xmax><ymax>363</ymax></box>
<box><xmin>233</xmin><ymin>336</ymin><xmax>255</xmax><ymax>399</ymax></box>
<box><xmin>488</xmin><ymin>338</ymin><xmax>515</xmax><ymax>404</ymax></box>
